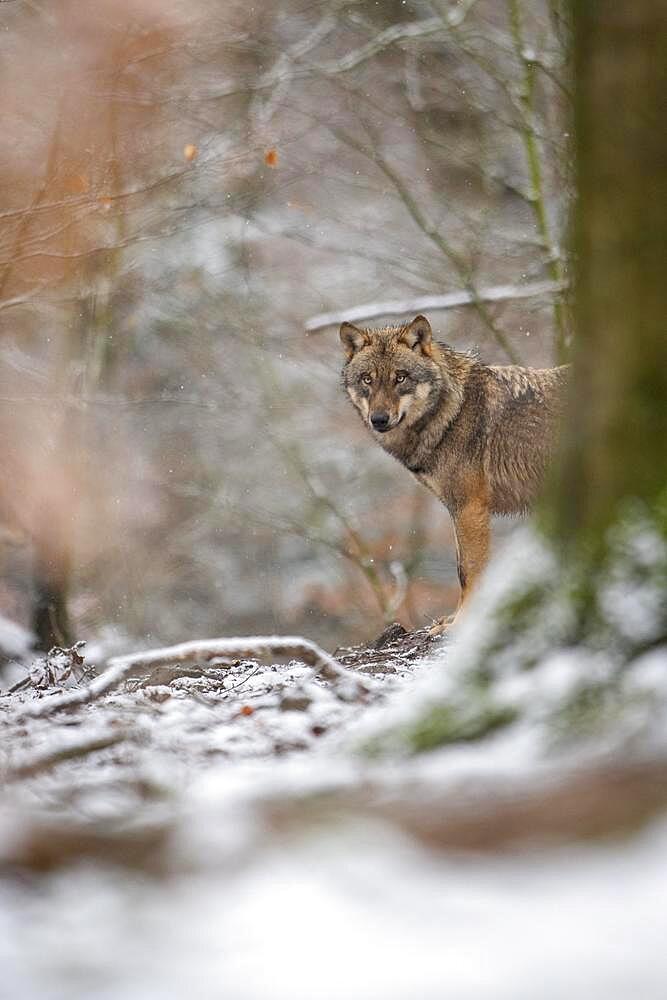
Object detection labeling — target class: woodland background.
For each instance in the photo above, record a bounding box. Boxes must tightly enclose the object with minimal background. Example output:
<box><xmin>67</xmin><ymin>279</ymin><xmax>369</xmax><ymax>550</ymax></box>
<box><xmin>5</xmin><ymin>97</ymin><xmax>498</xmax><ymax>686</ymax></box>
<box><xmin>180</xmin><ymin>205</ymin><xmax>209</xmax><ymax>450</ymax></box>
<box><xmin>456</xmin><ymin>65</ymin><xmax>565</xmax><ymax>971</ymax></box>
<box><xmin>2</xmin><ymin>4</ymin><xmax>667</xmax><ymax>998</ymax></box>
<box><xmin>0</xmin><ymin>0</ymin><xmax>568</xmax><ymax>654</ymax></box>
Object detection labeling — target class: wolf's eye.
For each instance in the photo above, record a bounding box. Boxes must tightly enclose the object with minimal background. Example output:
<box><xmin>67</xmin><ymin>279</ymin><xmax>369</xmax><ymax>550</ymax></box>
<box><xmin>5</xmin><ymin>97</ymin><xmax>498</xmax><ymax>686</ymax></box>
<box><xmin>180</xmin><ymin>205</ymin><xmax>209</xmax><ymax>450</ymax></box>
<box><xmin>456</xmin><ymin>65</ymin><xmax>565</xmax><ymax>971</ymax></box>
<box><xmin>395</xmin><ymin>372</ymin><xmax>408</xmax><ymax>384</ymax></box>
<box><xmin>360</xmin><ymin>373</ymin><xmax>373</xmax><ymax>385</ymax></box>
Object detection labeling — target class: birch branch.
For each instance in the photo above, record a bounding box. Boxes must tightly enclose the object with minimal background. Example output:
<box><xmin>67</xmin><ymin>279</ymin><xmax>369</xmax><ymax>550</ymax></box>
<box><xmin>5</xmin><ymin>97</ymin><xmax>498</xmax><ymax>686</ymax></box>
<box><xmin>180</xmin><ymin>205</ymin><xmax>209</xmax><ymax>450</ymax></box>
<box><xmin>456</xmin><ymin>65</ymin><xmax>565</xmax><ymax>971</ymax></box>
<box><xmin>305</xmin><ymin>279</ymin><xmax>566</xmax><ymax>332</ymax></box>
<box><xmin>18</xmin><ymin>636</ymin><xmax>367</xmax><ymax>718</ymax></box>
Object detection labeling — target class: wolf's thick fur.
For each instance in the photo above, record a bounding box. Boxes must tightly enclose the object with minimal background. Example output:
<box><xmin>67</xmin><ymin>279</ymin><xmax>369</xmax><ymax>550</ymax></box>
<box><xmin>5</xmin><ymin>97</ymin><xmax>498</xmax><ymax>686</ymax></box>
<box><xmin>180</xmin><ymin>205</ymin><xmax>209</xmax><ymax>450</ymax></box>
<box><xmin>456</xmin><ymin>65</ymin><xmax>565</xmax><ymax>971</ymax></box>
<box><xmin>340</xmin><ymin>314</ymin><xmax>568</xmax><ymax>631</ymax></box>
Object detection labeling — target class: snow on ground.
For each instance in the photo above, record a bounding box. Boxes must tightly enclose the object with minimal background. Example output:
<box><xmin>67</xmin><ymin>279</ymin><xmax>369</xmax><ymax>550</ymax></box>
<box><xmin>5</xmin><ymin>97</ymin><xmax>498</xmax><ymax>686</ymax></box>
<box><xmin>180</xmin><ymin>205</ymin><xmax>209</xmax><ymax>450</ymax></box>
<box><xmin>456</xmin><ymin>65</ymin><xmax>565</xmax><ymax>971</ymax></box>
<box><xmin>1</xmin><ymin>609</ymin><xmax>667</xmax><ymax>999</ymax></box>
<box><xmin>2</xmin><ymin>811</ymin><xmax>667</xmax><ymax>1000</ymax></box>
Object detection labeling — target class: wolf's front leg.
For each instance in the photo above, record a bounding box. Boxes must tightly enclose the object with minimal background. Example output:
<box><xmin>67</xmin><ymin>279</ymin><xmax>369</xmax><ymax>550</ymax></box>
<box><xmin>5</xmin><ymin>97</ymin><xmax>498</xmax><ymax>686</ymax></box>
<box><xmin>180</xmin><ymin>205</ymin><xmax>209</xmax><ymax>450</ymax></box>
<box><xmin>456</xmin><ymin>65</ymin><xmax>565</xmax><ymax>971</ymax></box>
<box><xmin>429</xmin><ymin>497</ymin><xmax>491</xmax><ymax>636</ymax></box>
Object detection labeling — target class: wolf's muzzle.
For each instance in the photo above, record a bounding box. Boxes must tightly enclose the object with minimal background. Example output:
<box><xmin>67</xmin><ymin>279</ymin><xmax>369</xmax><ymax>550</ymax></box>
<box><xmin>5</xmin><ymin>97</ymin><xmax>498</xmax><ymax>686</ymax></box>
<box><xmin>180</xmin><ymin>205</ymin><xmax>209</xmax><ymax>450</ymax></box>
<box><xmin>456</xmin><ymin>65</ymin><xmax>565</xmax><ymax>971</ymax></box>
<box><xmin>370</xmin><ymin>412</ymin><xmax>390</xmax><ymax>431</ymax></box>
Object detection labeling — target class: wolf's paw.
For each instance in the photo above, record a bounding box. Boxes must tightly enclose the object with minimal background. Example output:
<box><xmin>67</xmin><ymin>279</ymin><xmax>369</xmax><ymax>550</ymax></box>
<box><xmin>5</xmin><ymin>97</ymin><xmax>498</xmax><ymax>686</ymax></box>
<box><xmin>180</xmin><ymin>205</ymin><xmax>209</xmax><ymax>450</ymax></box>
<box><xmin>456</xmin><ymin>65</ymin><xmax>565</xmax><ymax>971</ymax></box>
<box><xmin>428</xmin><ymin>614</ymin><xmax>455</xmax><ymax>638</ymax></box>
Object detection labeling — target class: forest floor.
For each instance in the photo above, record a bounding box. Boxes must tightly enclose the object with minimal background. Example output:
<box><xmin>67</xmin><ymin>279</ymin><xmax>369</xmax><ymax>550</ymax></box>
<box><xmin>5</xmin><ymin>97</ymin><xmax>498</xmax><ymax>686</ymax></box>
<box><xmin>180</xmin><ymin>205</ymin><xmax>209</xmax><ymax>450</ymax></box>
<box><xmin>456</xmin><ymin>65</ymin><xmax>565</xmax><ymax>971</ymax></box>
<box><xmin>1</xmin><ymin>623</ymin><xmax>667</xmax><ymax>999</ymax></box>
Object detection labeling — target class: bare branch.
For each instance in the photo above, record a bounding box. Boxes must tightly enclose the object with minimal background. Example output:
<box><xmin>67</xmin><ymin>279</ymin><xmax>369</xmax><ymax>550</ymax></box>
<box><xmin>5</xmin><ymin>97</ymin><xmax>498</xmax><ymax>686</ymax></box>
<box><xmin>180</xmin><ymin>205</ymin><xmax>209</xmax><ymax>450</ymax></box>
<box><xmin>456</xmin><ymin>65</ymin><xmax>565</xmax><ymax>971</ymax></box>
<box><xmin>305</xmin><ymin>279</ymin><xmax>566</xmax><ymax>332</ymax></box>
<box><xmin>311</xmin><ymin>2</ymin><xmax>481</xmax><ymax>77</ymax></box>
<box><xmin>317</xmin><ymin>18</ymin><xmax>443</xmax><ymax>75</ymax></box>
<box><xmin>507</xmin><ymin>0</ymin><xmax>568</xmax><ymax>360</ymax></box>
<box><xmin>166</xmin><ymin>17</ymin><xmax>447</xmax><ymax>108</ymax></box>
<box><xmin>252</xmin><ymin>13</ymin><xmax>337</xmax><ymax>125</ymax></box>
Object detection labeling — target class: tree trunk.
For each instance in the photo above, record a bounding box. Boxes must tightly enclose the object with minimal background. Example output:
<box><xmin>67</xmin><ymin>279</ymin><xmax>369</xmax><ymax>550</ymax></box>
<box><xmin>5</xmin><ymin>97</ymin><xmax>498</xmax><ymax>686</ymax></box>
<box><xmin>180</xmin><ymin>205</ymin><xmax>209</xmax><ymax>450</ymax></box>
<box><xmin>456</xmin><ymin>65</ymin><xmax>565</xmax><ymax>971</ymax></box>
<box><xmin>554</xmin><ymin>2</ymin><xmax>667</xmax><ymax>550</ymax></box>
<box><xmin>32</xmin><ymin>554</ymin><xmax>72</xmax><ymax>651</ymax></box>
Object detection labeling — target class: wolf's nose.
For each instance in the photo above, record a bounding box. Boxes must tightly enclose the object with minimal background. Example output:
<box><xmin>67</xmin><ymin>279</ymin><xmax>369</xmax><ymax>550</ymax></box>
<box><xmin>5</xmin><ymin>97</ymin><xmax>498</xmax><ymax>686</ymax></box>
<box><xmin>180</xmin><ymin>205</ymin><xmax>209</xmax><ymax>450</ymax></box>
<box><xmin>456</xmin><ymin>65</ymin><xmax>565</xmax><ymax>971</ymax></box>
<box><xmin>370</xmin><ymin>412</ymin><xmax>390</xmax><ymax>431</ymax></box>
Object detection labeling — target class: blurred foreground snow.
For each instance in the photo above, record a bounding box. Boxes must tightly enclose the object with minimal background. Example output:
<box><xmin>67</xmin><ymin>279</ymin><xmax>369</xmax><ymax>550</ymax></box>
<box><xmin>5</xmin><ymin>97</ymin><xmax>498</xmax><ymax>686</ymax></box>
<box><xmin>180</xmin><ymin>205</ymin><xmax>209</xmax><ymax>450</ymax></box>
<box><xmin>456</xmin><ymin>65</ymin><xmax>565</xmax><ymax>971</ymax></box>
<box><xmin>2</xmin><ymin>800</ymin><xmax>667</xmax><ymax>1000</ymax></box>
<box><xmin>1</xmin><ymin>523</ymin><xmax>666</xmax><ymax>999</ymax></box>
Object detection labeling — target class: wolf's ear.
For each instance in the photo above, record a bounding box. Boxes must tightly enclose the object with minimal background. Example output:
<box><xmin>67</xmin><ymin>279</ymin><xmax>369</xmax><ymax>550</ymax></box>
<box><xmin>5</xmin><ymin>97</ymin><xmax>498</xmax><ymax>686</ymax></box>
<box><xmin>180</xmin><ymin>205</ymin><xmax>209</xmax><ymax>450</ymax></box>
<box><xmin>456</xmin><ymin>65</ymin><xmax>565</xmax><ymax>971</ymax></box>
<box><xmin>339</xmin><ymin>322</ymin><xmax>370</xmax><ymax>361</ymax></box>
<box><xmin>400</xmin><ymin>315</ymin><xmax>433</xmax><ymax>357</ymax></box>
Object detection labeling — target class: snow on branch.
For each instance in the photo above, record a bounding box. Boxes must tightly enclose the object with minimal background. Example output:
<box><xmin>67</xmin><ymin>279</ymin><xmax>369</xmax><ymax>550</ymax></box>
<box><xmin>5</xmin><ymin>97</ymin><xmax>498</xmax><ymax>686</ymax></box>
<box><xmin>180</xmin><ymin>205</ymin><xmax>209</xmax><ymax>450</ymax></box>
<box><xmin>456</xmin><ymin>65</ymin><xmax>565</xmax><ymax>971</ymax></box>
<box><xmin>317</xmin><ymin>17</ymin><xmax>443</xmax><ymax>76</ymax></box>
<box><xmin>305</xmin><ymin>279</ymin><xmax>566</xmax><ymax>333</ymax></box>
<box><xmin>314</xmin><ymin>4</ymin><xmax>481</xmax><ymax>77</ymax></box>
<box><xmin>18</xmin><ymin>635</ymin><xmax>367</xmax><ymax>718</ymax></box>
<box><xmin>105</xmin><ymin>636</ymin><xmax>360</xmax><ymax>684</ymax></box>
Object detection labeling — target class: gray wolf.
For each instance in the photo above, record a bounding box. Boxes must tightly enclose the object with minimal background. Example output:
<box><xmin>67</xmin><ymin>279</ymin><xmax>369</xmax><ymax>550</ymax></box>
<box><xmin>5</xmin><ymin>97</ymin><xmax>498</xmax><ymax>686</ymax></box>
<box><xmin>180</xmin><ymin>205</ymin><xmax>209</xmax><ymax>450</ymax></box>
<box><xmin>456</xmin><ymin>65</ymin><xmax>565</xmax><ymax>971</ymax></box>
<box><xmin>340</xmin><ymin>314</ymin><xmax>568</xmax><ymax>632</ymax></box>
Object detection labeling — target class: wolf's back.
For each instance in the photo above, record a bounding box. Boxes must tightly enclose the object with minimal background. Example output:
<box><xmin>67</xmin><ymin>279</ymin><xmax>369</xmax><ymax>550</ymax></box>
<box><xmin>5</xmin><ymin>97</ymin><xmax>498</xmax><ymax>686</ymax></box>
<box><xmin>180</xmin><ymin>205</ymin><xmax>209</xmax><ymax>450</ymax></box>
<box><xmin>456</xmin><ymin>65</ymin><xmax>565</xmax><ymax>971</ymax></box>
<box><xmin>478</xmin><ymin>363</ymin><xmax>569</xmax><ymax>514</ymax></box>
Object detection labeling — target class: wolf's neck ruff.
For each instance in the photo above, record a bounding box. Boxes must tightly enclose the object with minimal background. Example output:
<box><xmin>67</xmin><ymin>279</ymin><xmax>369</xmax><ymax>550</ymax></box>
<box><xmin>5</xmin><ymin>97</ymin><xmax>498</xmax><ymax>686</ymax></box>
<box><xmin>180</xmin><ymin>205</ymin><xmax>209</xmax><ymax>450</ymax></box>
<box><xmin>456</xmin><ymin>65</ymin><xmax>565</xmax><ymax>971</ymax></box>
<box><xmin>339</xmin><ymin>313</ymin><xmax>567</xmax><ymax>634</ymax></box>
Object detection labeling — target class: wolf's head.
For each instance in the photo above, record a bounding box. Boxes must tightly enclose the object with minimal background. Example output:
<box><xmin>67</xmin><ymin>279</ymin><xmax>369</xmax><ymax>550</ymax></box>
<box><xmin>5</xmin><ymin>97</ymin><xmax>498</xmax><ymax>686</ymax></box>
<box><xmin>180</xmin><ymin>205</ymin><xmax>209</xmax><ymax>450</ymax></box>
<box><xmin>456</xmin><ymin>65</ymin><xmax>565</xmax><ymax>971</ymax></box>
<box><xmin>340</xmin><ymin>315</ymin><xmax>452</xmax><ymax>434</ymax></box>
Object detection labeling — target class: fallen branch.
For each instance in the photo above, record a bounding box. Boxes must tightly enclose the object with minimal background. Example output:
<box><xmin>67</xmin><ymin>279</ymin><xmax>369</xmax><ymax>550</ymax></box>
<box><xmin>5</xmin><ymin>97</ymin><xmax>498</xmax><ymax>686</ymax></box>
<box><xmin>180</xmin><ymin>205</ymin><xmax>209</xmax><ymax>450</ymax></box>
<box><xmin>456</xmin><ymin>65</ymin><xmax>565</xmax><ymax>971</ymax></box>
<box><xmin>107</xmin><ymin>636</ymin><xmax>366</xmax><ymax>691</ymax></box>
<box><xmin>305</xmin><ymin>279</ymin><xmax>566</xmax><ymax>333</ymax></box>
<box><xmin>18</xmin><ymin>635</ymin><xmax>367</xmax><ymax>718</ymax></box>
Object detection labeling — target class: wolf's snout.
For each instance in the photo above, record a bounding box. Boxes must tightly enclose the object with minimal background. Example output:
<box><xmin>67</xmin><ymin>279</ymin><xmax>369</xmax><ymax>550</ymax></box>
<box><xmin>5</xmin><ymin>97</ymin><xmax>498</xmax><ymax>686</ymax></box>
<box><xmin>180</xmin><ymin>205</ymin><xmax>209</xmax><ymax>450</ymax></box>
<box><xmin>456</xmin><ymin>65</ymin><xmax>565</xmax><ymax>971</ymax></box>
<box><xmin>370</xmin><ymin>411</ymin><xmax>390</xmax><ymax>432</ymax></box>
